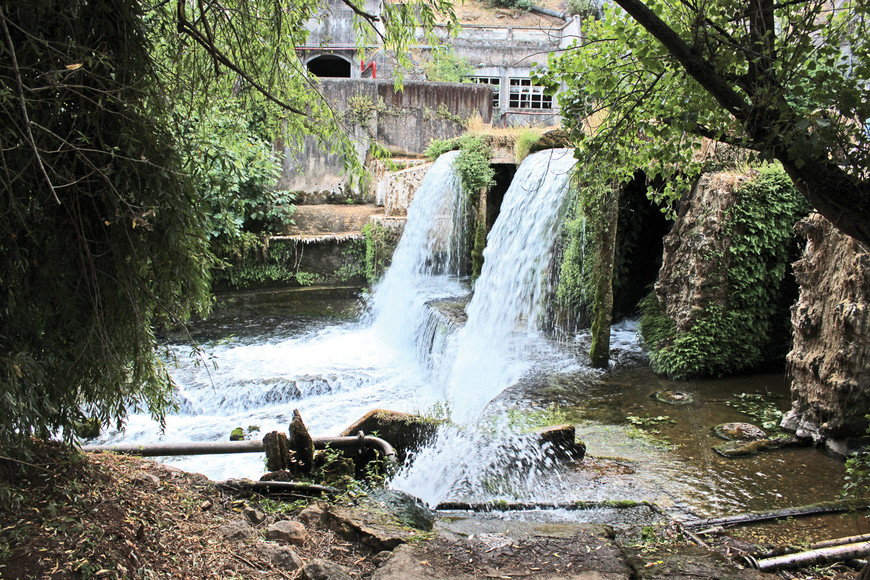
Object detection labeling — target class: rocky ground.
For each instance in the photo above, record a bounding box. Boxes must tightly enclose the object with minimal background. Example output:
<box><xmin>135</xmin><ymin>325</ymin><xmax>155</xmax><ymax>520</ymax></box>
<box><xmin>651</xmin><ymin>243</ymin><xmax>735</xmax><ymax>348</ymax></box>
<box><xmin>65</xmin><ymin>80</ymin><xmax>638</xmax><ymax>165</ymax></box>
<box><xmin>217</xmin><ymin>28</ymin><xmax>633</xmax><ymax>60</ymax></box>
<box><xmin>0</xmin><ymin>442</ymin><xmax>860</xmax><ymax>579</ymax></box>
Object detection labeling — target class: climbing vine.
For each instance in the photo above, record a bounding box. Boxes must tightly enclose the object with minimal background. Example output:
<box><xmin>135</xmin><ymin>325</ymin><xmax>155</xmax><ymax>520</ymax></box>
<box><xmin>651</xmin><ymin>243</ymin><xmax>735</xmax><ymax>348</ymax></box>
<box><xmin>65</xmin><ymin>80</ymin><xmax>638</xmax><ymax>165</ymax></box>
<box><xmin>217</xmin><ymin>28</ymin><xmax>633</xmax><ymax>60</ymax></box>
<box><xmin>363</xmin><ymin>222</ymin><xmax>402</xmax><ymax>284</ymax></box>
<box><xmin>639</xmin><ymin>165</ymin><xmax>809</xmax><ymax>379</ymax></box>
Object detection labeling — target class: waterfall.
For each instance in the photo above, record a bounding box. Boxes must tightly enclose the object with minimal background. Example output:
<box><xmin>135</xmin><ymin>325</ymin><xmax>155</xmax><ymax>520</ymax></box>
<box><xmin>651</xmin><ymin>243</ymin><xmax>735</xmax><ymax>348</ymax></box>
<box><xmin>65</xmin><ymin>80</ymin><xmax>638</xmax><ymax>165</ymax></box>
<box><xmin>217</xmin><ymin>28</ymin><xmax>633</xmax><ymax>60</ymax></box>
<box><xmin>368</xmin><ymin>150</ymin><xmax>469</xmax><ymax>364</ymax></box>
<box><xmin>443</xmin><ymin>148</ymin><xmax>577</xmax><ymax>419</ymax></box>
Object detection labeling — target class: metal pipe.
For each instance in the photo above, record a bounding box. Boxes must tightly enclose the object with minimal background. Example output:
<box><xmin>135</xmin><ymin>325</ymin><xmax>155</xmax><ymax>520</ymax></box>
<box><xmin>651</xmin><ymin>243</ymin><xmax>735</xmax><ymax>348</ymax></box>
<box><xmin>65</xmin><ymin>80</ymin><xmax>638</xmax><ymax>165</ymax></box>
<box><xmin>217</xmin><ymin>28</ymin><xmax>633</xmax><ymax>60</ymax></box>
<box><xmin>744</xmin><ymin>541</ymin><xmax>870</xmax><ymax>571</ymax></box>
<box><xmin>82</xmin><ymin>439</ymin><xmax>265</xmax><ymax>456</ymax></box>
<box><xmin>82</xmin><ymin>433</ymin><xmax>397</xmax><ymax>463</ymax></box>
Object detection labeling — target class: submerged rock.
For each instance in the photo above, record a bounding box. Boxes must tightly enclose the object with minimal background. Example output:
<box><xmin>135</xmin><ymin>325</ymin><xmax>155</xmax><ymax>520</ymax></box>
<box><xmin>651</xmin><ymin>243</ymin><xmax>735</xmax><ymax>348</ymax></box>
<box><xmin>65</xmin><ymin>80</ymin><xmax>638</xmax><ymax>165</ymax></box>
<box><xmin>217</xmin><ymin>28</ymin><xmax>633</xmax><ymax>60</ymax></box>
<box><xmin>652</xmin><ymin>390</ymin><xmax>694</xmax><ymax>406</ymax></box>
<box><xmin>536</xmin><ymin>424</ymin><xmax>586</xmax><ymax>461</ymax></box>
<box><xmin>713</xmin><ymin>437</ymin><xmax>806</xmax><ymax>458</ymax></box>
<box><xmin>713</xmin><ymin>422</ymin><xmax>766</xmax><ymax>442</ymax></box>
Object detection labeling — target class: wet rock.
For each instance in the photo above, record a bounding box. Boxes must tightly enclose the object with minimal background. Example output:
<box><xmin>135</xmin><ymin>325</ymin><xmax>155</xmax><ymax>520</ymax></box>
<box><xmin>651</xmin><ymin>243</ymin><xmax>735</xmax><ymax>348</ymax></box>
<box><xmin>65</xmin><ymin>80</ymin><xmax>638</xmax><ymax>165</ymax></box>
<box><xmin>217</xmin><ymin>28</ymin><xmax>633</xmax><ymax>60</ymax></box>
<box><xmin>536</xmin><ymin>424</ymin><xmax>586</xmax><ymax>461</ymax></box>
<box><xmin>652</xmin><ymin>390</ymin><xmax>694</xmax><ymax>406</ymax></box>
<box><xmin>218</xmin><ymin>520</ymin><xmax>252</xmax><ymax>540</ymax></box>
<box><xmin>340</xmin><ymin>409</ymin><xmax>440</xmax><ymax>464</ymax></box>
<box><xmin>312</xmin><ymin>452</ymin><xmax>355</xmax><ymax>486</ymax></box>
<box><xmin>265</xmin><ymin>520</ymin><xmax>309</xmax><ymax>546</ymax></box>
<box><xmin>369</xmin><ymin>489</ymin><xmax>434</xmax><ymax>531</ymax></box>
<box><xmin>713</xmin><ymin>437</ymin><xmax>806</xmax><ymax>458</ymax></box>
<box><xmin>230</xmin><ymin>427</ymin><xmax>245</xmax><ymax>441</ymax></box>
<box><xmin>300</xmin><ymin>559</ymin><xmax>353</xmax><ymax>580</ymax></box>
<box><xmin>243</xmin><ymin>506</ymin><xmax>266</xmax><ymax>526</ymax></box>
<box><xmin>323</xmin><ymin>500</ymin><xmax>420</xmax><ymax>551</ymax></box>
<box><xmin>255</xmin><ymin>541</ymin><xmax>303</xmax><ymax>570</ymax></box>
<box><xmin>713</xmin><ymin>422</ymin><xmax>766</xmax><ymax>442</ymax></box>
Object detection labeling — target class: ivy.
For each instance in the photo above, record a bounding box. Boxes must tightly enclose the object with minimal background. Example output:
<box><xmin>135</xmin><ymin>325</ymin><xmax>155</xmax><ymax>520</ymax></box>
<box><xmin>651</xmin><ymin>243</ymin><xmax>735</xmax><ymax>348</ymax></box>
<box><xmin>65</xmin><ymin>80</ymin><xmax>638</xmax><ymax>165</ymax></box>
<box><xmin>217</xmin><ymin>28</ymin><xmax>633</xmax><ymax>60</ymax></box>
<box><xmin>639</xmin><ymin>165</ymin><xmax>809</xmax><ymax>379</ymax></box>
<box><xmin>363</xmin><ymin>222</ymin><xmax>402</xmax><ymax>284</ymax></box>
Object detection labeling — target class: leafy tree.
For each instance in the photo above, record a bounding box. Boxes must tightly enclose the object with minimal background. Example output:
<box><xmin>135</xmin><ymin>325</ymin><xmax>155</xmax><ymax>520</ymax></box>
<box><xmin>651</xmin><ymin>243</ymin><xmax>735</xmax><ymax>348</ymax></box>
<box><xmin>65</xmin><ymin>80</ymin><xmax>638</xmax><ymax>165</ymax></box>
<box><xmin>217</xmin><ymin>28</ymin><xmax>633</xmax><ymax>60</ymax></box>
<box><xmin>422</xmin><ymin>48</ymin><xmax>475</xmax><ymax>83</ymax></box>
<box><xmin>542</xmin><ymin>0</ymin><xmax>870</xmax><ymax>246</ymax></box>
<box><xmin>0</xmin><ymin>0</ymin><xmax>457</xmax><ymax>450</ymax></box>
<box><xmin>0</xmin><ymin>0</ymin><xmax>211</xmax><ymax>449</ymax></box>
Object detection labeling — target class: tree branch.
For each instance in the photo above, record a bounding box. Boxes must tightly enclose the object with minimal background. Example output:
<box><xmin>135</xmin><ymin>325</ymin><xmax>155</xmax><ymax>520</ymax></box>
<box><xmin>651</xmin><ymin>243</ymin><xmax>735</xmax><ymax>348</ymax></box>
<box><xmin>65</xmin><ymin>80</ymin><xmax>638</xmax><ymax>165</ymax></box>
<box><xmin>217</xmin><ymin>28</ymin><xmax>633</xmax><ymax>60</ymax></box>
<box><xmin>0</xmin><ymin>10</ymin><xmax>61</xmax><ymax>205</ymax></box>
<box><xmin>609</xmin><ymin>0</ymin><xmax>753</xmax><ymax>122</ymax></box>
<box><xmin>175</xmin><ymin>0</ymin><xmax>307</xmax><ymax>116</ymax></box>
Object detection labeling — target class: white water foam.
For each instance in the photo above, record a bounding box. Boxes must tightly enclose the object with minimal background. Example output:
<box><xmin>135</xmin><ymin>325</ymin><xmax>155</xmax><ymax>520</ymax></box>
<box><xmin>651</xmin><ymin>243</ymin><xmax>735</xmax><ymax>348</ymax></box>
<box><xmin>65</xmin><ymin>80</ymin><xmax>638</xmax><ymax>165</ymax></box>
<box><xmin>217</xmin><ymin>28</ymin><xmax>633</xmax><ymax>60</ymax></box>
<box><xmin>442</xmin><ymin>148</ymin><xmax>577</xmax><ymax>420</ymax></box>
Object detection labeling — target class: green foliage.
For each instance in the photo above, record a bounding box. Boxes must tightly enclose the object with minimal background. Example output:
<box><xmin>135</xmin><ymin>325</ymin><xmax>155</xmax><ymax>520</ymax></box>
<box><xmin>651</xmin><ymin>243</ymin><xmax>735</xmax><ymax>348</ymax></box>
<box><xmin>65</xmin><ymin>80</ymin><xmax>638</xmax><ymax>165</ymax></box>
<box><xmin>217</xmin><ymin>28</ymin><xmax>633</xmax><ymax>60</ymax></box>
<box><xmin>454</xmin><ymin>136</ymin><xmax>495</xmax><ymax>199</ymax></box>
<box><xmin>422</xmin><ymin>48</ymin><xmax>475</xmax><ymax>83</ymax></box>
<box><xmin>0</xmin><ymin>0</ymin><xmax>211</xmax><ymax>450</ymax></box>
<box><xmin>514</xmin><ymin>128</ymin><xmax>544</xmax><ymax>164</ymax></box>
<box><xmin>180</xmin><ymin>103</ymin><xmax>295</xmax><ymax>258</ymax></box>
<box><xmin>566</xmin><ymin>0</ymin><xmax>598</xmax><ymax>16</ymax></box>
<box><xmin>363</xmin><ymin>222</ymin><xmax>402</xmax><ymax>284</ymax></box>
<box><xmin>425</xmin><ymin>137</ymin><xmax>461</xmax><ymax>161</ymax></box>
<box><xmin>844</xmin><ymin>416</ymin><xmax>870</xmax><ymax>500</ymax></box>
<box><xmin>540</xmin><ymin>0</ymin><xmax>870</xmax><ymax>241</ymax></box>
<box><xmin>488</xmin><ymin>0</ymin><xmax>539</xmax><ymax>11</ymax></box>
<box><xmin>725</xmin><ymin>393</ymin><xmax>786</xmax><ymax>431</ymax></box>
<box><xmin>638</xmin><ymin>166</ymin><xmax>808</xmax><ymax>379</ymax></box>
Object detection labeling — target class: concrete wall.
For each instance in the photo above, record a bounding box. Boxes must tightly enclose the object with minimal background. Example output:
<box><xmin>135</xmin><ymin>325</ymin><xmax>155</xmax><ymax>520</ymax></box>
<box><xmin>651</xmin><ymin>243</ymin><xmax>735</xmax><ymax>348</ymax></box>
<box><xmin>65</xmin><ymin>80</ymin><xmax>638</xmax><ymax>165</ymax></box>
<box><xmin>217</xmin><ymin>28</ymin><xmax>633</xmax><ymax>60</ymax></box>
<box><xmin>278</xmin><ymin>79</ymin><xmax>493</xmax><ymax>195</ymax></box>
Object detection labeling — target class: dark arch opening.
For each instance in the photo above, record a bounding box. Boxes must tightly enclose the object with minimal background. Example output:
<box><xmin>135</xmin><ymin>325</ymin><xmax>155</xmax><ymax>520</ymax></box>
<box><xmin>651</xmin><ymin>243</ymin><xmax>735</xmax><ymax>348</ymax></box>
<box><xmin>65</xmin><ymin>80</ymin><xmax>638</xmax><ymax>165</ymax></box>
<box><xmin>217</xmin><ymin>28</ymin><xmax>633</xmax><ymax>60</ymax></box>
<box><xmin>307</xmin><ymin>55</ymin><xmax>352</xmax><ymax>78</ymax></box>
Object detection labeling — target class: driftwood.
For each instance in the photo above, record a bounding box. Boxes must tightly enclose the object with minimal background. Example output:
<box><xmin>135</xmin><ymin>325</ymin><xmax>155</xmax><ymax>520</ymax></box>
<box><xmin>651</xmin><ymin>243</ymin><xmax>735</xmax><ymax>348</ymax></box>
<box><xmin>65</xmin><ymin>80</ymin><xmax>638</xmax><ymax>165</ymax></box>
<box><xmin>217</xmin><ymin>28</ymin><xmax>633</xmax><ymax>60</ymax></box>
<box><xmin>756</xmin><ymin>533</ymin><xmax>870</xmax><ymax>559</ymax></box>
<box><xmin>744</xmin><ymin>540</ymin><xmax>870</xmax><ymax>571</ymax></box>
<box><xmin>217</xmin><ymin>479</ymin><xmax>340</xmax><ymax>497</ymax></box>
<box><xmin>435</xmin><ymin>500</ymin><xmax>655</xmax><ymax>512</ymax></box>
<box><xmin>684</xmin><ymin>502</ymin><xmax>868</xmax><ymax>530</ymax></box>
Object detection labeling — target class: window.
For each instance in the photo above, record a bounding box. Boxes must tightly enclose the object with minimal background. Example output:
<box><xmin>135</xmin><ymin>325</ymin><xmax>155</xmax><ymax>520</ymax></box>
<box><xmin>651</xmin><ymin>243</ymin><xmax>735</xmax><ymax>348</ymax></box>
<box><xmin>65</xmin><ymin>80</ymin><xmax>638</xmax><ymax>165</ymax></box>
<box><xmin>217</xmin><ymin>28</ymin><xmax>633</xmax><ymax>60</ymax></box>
<box><xmin>508</xmin><ymin>78</ymin><xmax>552</xmax><ymax>110</ymax></box>
<box><xmin>469</xmin><ymin>76</ymin><xmax>501</xmax><ymax>109</ymax></box>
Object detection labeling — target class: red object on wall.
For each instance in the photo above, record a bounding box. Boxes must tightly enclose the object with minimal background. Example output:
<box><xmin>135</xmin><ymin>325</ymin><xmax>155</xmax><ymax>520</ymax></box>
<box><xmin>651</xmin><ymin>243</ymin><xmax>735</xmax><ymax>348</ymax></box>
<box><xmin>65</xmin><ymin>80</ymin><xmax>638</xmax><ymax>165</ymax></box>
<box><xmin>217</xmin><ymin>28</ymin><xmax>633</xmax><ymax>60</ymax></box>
<box><xmin>361</xmin><ymin>60</ymin><xmax>376</xmax><ymax>79</ymax></box>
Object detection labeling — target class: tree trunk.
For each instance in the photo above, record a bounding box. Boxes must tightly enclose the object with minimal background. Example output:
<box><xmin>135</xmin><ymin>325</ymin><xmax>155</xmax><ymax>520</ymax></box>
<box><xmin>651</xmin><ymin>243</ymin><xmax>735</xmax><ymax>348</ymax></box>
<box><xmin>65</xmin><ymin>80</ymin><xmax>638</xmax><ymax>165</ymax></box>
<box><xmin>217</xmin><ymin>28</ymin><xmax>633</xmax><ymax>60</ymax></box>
<box><xmin>589</xmin><ymin>186</ymin><xmax>619</xmax><ymax>368</ymax></box>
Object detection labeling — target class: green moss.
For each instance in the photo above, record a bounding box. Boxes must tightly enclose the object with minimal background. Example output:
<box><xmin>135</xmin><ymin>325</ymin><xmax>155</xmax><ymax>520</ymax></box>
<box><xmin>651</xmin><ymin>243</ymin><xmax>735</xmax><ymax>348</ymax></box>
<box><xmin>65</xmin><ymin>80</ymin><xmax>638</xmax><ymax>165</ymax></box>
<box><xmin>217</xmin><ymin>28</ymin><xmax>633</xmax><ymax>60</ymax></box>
<box><xmin>639</xmin><ymin>165</ymin><xmax>810</xmax><ymax>379</ymax></box>
<box><xmin>363</xmin><ymin>222</ymin><xmax>401</xmax><ymax>284</ymax></box>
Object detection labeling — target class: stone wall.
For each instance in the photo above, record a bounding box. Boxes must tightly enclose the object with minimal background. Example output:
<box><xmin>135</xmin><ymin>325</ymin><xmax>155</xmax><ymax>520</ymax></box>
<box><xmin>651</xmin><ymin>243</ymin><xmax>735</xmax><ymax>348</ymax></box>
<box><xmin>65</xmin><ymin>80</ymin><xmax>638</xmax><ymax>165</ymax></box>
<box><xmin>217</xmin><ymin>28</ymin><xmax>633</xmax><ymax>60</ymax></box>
<box><xmin>783</xmin><ymin>213</ymin><xmax>870</xmax><ymax>449</ymax></box>
<box><xmin>277</xmin><ymin>79</ymin><xmax>492</xmax><ymax>196</ymax></box>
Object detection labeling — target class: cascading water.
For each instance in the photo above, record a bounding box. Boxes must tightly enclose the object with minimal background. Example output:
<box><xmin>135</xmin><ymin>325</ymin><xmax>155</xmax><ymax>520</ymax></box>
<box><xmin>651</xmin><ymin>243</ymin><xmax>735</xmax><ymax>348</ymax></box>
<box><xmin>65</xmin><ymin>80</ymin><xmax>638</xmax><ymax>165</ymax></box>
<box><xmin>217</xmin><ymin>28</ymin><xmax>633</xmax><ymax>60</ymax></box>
<box><xmin>368</xmin><ymin>150</ymin><xmax>469</xmax><ymax>366</ymax></box>
<box><xmin>390</xmin><ymin>148</ymin><xmax>581</xmax><ymax>505</ymax></box>
<box><xmin>441</xmin><ymin>148</ymin><xmax>578</xmax><ymax>419</ymax></box>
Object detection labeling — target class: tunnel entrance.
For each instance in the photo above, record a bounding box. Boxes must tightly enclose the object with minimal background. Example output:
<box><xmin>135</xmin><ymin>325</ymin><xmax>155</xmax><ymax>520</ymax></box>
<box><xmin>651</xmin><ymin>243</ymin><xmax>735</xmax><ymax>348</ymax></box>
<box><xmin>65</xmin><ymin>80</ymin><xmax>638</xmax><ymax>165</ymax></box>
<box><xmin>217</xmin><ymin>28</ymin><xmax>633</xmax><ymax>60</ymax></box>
<box><xmin>306</xmin><ymin>55</ymin><xmax>352</xmax><ymax>78</ymax></box>
<box><xmin>487</xmin><ymin>164</ymin><xmax>516</xmax><ymax>233</ymax></box>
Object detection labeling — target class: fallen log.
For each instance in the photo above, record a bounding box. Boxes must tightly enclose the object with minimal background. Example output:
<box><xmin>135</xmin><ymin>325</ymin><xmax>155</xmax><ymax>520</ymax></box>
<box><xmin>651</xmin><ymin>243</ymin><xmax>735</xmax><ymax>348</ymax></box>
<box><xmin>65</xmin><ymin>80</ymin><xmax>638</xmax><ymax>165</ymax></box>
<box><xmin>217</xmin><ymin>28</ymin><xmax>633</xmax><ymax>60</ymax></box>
<box><xmin>217</xmin><ymin>479</ymin><xmax>340</xmax><ymax>498</ymax></box>
<box><xmin>755</xmin><ymin>533</ymin><xmax>870</xmax><ymax>559</ymax></box>
<box><xmin>683</xmin><ymin>502</ymin><xmax>868</xmax><ymax>530</ymax></box>
<box><xmin>435</xmin><ymin>500</ymin><xmax>655</xmax><ymax>512</ymax></box>
<box><xmin>744</xmin><ymin>540</ymin><xmax>870</xmax><ymax>571</ymax></box>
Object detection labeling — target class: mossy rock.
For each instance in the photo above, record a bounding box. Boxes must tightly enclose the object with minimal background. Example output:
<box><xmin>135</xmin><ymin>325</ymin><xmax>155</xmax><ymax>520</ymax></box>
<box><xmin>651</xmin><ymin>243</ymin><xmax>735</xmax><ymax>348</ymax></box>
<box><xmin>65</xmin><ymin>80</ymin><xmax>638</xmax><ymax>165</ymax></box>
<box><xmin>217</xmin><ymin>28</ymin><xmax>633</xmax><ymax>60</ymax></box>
<box><xmin>74</xmin><ymin>417</ymin><xmax>102</xmax><ymax>440</ymax></box>
<box><xmin>528</xmin><ymin>128</ymin><xmax>571</xmax><ymax>154</ymax></box>
<box><xmin>713</xmin><ymin>436</ymin><xmax>805</xmax><ymax>458</ymax></box>
<box><xmin>712</xmin><ymin>422</ymin><xmax>766</xmax><ymax>442</ymax></box>
<box><xmin>230</xmin><ymin>427</ymin><xmax>246</xmax><ymax>441</ymax></box>
<box><xmin>652</xmin><ymin>390</ymin><xmax>694</xmax><ymax>405</ymax></box>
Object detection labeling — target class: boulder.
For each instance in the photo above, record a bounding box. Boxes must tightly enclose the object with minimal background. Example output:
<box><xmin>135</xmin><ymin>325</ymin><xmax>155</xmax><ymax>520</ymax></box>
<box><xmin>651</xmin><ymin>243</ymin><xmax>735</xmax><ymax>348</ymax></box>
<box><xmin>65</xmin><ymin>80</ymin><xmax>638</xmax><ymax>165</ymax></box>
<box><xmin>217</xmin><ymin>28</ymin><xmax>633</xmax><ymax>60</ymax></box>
<box><xmin>712</xmin><ymin>422</ymin><xmax>766</xmax><ymax>442</ymax></box>
<box><xmin>536</xmin><ymin>424</ymin><xmax>586</xmax><ymax>461</ymax></box>
<box><xmin>218</xmin><ymin>520</ymin><xmax>252</xmax><ymax>541</ymax></box>
<box><xmin>368</xmin><ymin>489</ymin><xmax>434</xmax><ymax>531</ymax></box>
<box><xmin>265</xmin><ymin>520</ymin><xmax>309</xmax><ymax>546</ymax></box>
<box><xmin>784</xmin><ymin>213</ymin><xmax>870</xmax><ymax>445</ymax></box>
<box><xmin>300</xmin><ymin>559</ymin><xmax>353</xmax><ymax>580</ymax></box>
<box><xmin>243</xmin><ymin>506</ymin><xmax>267</xmax><ymax>526</ymax></box>
<box><xmin>323</xmin><ymin>500</ymin><xmax>420</xmax><ymax>551</ymax></box>
<box><xmin>340</xmin><ymin>409</ymin><xmax>440</xmax><ymax>463</ymax></box>
<box><xmin>255</xmin><ymin>541</ymin><xmax>304</xmax><ymax>570</ymax></box>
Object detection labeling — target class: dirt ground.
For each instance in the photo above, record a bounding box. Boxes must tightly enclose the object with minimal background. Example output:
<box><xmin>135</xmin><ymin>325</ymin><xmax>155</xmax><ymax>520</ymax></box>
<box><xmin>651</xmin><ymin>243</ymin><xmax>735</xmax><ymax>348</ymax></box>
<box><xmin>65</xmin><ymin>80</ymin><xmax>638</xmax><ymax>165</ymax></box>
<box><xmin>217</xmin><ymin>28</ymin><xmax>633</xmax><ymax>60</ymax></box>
<box><xmin>0</xmin><ymin>443</ymin><xmax>862</xmax><ymax>579</ymax></box>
